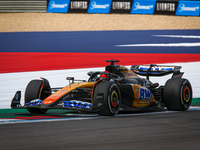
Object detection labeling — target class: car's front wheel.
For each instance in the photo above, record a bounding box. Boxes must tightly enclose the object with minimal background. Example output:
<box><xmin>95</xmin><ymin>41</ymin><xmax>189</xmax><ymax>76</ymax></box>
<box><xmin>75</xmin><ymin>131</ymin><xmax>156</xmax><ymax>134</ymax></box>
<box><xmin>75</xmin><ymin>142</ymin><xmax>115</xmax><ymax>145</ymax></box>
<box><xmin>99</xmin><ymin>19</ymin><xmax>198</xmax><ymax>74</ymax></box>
<box><xmin>25</xmin><ymin>78</ymin><xmax>51</xmax><ymax>114</ymax></box>
<box><xmin>93</xmin><ymin>81</ymin><xmax>121</xmax><ymax>116</ymax></box>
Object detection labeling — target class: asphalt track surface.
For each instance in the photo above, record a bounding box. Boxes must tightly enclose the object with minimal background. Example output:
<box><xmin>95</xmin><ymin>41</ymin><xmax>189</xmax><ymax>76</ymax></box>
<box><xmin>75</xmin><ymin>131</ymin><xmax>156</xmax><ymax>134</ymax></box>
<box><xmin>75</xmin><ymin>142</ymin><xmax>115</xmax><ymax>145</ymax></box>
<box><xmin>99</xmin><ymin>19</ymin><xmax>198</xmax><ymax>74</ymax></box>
<box><xmin>1</xmin><ymin>110</ymin><xmax>200</xmax><ymax>150</ymax></box>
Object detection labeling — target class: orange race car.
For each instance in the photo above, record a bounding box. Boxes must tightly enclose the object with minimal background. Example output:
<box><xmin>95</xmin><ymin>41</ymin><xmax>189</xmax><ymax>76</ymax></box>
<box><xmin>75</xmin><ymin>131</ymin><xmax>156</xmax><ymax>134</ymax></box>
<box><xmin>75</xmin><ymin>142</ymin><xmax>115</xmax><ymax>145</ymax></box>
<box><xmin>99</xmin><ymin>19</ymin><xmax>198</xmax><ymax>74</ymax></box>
<box><xmin>11</xmin><ymin>60</ymin><xmax>192</xmax><ymax>116</ymax></box>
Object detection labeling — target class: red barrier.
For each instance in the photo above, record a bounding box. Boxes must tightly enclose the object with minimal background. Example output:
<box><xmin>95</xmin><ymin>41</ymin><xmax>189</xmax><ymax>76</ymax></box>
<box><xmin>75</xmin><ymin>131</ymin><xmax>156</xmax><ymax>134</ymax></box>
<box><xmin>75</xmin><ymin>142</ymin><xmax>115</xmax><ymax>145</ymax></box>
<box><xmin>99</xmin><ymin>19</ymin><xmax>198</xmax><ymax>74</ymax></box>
<box><xmin>0</xmin><ymin>52</ymin><xmax>200</xmax><ymax>73</ymax></box>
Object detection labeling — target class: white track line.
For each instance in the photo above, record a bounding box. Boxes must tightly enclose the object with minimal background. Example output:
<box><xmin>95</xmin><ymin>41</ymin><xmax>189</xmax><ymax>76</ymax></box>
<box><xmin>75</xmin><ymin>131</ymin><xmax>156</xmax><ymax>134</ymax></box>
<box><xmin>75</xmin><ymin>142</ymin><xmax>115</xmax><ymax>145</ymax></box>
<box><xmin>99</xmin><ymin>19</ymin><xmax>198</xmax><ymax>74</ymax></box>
<box><xmin>115</xmin><ymin>42</ymin><xmax>200</xmax><ymax>47</ymax></box>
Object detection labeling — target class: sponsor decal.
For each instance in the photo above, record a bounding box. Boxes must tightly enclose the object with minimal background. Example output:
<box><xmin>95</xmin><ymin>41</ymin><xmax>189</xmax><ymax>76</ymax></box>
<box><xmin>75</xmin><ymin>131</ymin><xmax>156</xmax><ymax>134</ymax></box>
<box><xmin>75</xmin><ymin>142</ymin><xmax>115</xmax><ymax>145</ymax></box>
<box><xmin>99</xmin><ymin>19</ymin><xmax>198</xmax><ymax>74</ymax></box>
<box><xmin>138</xmin><ymin>87</ymin><xmax>153</xmax><ymax>102</ymax></box>
<box><xmin>179</xmin><ymin>4</ymin><xmax>199</xmax><ymax>12</ymax></box>
<box><xmin>155</xmin><ymin>1</ymin><xmax>178</xmax><ymax>15</ymax></box>
<box><xmin>43</xmin><ymin>100</ymin><xmax>52</xmax><ymax>104</ymax></box>
<box><xmin>47</xmin><ymin>0</ymin><xmax>70</xmax><ymax>13</ymax></box>
<box><xmin>96</xmin><ymin>95</ymin><xmax>103</xmax><ymax>99</ymax></box>
<box><xmin>91</xmin><ymin>2</ymin><xmax>109</xmax><ymax>9</ymax></box>
<box><xmin>98</xmin><ymin>102</ymin><xmax>103</xmax><ymax>107</ymax></box>
<box><xmin>63</xmin><ymin>100</ymin><xmax>93</xmax><ymax>109</ymax></box>
<box><xmin>131</xmin><ymin>0</ymin><xmax>156</xmax><ymax>14</ymax></box>
<box><xmin>134</xmin><ymin>2</ymin><xmax>153</xmax><ymax>10</ymax></box>
<box><xmin>176</xmin><ymin>1</ymin><xmax>200</xmax><ymax>16</ymax></box>
<box><xmin>124</xmin><ymin>72</ymin><xmax>134</xmax><ymax>77</ymax></box>
<box><xmin>156</xmin><ymin>3</ymin><xmax>176</xmax><ymax>12</ymax></box>
<box><xmin>139</xmin><ymin>66</ymin><xmax>174</xmax><ymax>71</ymax></box>
<box><xmin>70</xmin><ymin>1</ymin><xmax>88</xmax><ymax>9</ymax></box>
<box><xmin>26</xmin><ymin>99</ymin><xmax>43</xmax><ymax>106</ymax></box>
<box><xmin>88</xmin><ymin>0</ymin><xmax>112</xmax><ymax>13</ymax></box>
<box><xmin>110</xmin><ymin>0</ymin><xmax>132</xmax><ymax>14</ymax></box>
<box><xmin>135</xmin><ymin>86</ymin><xmax>139</xmax><ymax>93</ymax></box>
<box><xmin>68</xmin><ymin>0</ymin><xmax>89</xmax><ymax>13</ymax></box>
<box><xmin>50</xmin><ymin>1</ymin><xmax>68</xmax><ymax>9</ymax></box>
<box><xmin>14</xmin><ymin>92</ymin><xmax>19</xmax><ymax>100</ymax></box>
<box><xmin>112</xmin><ymin>1</ymin><xmax>131</xmax><ymax>10</ymax></box>
<box><xmin>172</xmin><ymin>73</ymin><xmax>183</xmax><ymax>79</ymax></box>
<box><xmin>60</xmin><ymin>90</ymin><xmax>69</xmax><ymax>92</ymax></box>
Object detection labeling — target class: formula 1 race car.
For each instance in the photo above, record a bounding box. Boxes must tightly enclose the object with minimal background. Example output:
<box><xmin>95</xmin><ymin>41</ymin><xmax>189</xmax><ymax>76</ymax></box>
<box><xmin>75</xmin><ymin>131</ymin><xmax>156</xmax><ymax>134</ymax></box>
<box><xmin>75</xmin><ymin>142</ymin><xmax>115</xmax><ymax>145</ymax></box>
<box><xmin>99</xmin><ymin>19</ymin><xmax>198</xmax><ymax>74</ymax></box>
<box><xmin>11</xmin><ymin>60</ymin><xmax>192</xmax><ymax>116</ymax></box>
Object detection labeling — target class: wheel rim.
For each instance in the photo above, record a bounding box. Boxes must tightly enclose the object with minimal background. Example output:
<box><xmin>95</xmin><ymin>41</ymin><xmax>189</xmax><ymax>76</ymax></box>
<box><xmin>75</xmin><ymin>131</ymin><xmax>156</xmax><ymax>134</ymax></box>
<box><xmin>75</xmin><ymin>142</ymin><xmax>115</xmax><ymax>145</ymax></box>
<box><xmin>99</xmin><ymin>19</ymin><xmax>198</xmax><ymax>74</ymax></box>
<box><xmin>183</xmin><ymin>86</ymin><xmax>191</xmax><ymax>103</ymax></box>
<box><xmin>111</xmin><ymin>91</ymin><xmax>119</xmax><ymax>107</ymax></box>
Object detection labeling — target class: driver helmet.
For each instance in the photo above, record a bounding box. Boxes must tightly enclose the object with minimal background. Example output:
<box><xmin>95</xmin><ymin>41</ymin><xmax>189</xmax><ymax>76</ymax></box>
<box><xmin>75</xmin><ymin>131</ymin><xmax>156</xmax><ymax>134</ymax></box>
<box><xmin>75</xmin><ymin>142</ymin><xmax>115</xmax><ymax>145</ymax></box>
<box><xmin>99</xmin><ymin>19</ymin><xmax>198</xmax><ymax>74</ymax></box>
<box><xmin>100</xmin><ymin>71</ymin><xmax>110</xmax><ymax>78</ymax></box>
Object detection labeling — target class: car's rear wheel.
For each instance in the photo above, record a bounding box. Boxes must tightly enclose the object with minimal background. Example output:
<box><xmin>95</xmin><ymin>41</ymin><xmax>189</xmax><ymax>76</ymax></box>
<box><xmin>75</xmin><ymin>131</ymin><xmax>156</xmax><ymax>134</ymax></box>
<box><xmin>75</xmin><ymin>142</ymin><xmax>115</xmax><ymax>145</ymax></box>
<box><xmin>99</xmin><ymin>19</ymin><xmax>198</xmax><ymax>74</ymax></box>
<box><xmin>163</xmin><ymin>78</ymin><xmax>192</xmax><ymax>111</ymax></box>
<box><xmin>25</xmin><ymin>78</ymin><xmax>51</xmax><ymax>114</ymax></box>
<box><xmin>93</xmin><ymin>81</ymin><xmax>121</xmax><ymax>116</ymax></box>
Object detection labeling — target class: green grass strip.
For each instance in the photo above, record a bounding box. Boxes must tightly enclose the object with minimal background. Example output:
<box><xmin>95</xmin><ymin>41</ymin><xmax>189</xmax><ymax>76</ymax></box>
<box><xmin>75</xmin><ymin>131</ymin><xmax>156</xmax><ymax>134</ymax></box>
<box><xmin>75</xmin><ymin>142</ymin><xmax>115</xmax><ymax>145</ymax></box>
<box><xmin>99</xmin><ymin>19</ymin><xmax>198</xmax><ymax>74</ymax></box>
<box><xmin>0</xmin><ymin>109</ymin><xmax>76</xmax><ymax>119</ymax></box>
<box><xmin>191</xmin><ymin>98</ymin><xmax>200</xmax><ymax>106</ymax></box>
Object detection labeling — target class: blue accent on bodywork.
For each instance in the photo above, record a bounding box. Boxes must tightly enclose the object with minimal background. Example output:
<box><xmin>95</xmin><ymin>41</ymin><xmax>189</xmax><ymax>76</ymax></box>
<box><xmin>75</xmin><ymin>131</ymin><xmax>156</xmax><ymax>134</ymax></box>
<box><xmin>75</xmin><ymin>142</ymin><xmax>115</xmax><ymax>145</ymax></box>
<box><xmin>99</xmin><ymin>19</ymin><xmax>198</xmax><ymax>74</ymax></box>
<box><xmin>26</xmin><ymin>100</ymin><xmax>43</xmax><ymax>106</ymax></box>
<box><xmin>139</xmin><ymin>67</ymin><xmax>173</xmax><ymax>71</ymax></box>
<box><xmin>138</xmin><ymin>71</ymin><xmax>164</xmax><ymax>74</ymax></box>
<box><xmin>63</xmin><ymin>101</ymin><xmax>93</xmax><ymax>109</ymax></box>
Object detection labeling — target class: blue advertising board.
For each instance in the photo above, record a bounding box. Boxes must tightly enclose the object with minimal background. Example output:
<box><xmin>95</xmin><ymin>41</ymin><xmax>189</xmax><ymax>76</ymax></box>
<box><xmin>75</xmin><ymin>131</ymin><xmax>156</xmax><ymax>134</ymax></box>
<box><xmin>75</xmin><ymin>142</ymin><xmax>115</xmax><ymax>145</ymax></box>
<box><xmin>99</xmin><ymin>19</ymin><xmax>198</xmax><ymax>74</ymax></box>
<box><xmin>131</xmin><ymin>0</ymin><xmax>156</xmax><ymax>14</ymax></box>
<box><xmin>88</xmin><ymin>0</ymin><xmax>112</xmax><ymax>13</ymax></box>
<box><xmin>176</xmin><ymin>1</ymin><xmax>200</xmax><ymax>16</ymax></box>
<box><xmin>47</xmin><ymin>0</ymin><xmax>70</xmax><ymax>13</ymax></box>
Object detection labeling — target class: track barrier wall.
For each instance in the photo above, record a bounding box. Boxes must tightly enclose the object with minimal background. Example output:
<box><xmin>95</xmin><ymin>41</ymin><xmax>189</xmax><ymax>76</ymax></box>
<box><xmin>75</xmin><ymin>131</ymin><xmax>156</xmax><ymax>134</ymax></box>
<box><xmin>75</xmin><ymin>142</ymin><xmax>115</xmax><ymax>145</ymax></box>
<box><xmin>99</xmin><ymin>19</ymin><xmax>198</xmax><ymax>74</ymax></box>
<box><xmin>46</xmin><ymin>0</ymin><xmax>200</xmax><ymax>16</ymax></box>
<box><xmin>0</xmin><ymin>0</ymin><xmax>199</xmax><ymax>16</ymax></box>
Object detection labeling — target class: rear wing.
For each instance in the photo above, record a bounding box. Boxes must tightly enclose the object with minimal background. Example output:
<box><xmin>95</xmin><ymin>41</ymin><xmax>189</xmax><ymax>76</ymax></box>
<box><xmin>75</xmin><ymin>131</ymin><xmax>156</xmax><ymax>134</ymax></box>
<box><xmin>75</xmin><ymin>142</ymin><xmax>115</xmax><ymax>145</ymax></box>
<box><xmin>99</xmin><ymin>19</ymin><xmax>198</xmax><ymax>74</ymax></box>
<box><xmin>131</xmin><ymin>64</ymin><xmax>184</xmax><ymax>80</ymax></box>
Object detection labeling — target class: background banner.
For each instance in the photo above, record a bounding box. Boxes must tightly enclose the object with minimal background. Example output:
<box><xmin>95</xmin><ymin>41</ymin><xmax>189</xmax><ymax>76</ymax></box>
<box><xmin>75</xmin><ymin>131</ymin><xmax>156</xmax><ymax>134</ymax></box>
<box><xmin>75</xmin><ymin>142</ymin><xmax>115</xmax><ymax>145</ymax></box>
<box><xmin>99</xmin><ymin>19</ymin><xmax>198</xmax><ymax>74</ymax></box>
<box><xmin>154</xmin><ymin>0</ymin><xmax>178</xmax><ymax>15</ymax></box>
<box><xmin>68</xmin><ymin>0</ymin><xmax>89</xmax><ymax>13</ymax></box>
<box><xmin>46</xmin><ymin>0</ymin><xmax>200</xmax><ymax>16</ymax></box>
<box><xmin>176</xmin><ymin>1</ymin><xmax>200</xmax><ymax>16</ymax></box>
<box><xmin>88</xmin><ymin>0</ymin><xmax>112</xmax><ymax>13</ymax></box>
<box><xmin>47</xmin><ymin>0</ymin><xmax>70</xmax><ymax>13</ymax></box>
<box><xmin>110</xmin><ymin>0</ymin><xmax>133</xmax><ymax>14</ymax></box>
<box><xmin>131</xmin><ymin>0</ymin><xmax>157</xmax><ymax>14</ymax></box>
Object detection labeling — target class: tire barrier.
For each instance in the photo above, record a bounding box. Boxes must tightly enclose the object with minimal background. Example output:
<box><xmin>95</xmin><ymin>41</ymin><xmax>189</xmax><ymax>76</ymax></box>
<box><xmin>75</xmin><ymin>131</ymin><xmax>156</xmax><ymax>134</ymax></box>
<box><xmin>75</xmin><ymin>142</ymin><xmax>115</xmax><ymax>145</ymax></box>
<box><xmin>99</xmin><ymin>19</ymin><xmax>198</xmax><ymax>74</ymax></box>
<box><xmin>47</xmin><ymin>0</ymin><xmax>200</xmax><ymax>16</ymax></box>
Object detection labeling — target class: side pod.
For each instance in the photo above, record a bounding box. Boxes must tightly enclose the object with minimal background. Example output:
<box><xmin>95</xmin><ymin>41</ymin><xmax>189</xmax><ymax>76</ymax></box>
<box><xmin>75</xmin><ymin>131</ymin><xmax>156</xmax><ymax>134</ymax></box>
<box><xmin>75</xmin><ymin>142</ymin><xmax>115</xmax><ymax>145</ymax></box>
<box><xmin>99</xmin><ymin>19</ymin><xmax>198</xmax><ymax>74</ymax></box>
<box><xmin>11</xmin><ymin>91</ymin><xmax>21</xmax><ymax>108</ymax></box>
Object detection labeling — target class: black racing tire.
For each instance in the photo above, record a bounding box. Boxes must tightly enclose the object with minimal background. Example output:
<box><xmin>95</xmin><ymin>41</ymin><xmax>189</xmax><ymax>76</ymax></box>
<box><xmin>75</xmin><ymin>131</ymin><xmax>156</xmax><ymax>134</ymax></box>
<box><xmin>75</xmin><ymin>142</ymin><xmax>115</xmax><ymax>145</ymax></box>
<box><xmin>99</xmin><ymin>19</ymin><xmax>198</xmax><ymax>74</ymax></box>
<box><xmin>94</xmin><ymin>81</ymin><xmax>121</xmax><ymax>116</ymax></box>
<box><xmin>25</xmin><ymin>79</ymin><xmax>51</xmax><ymax>114</ymax></box>
<box><xmin>163</xmin><ymin>78</ymin><xmax>192</xmax><ymax>111</ymax></box>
